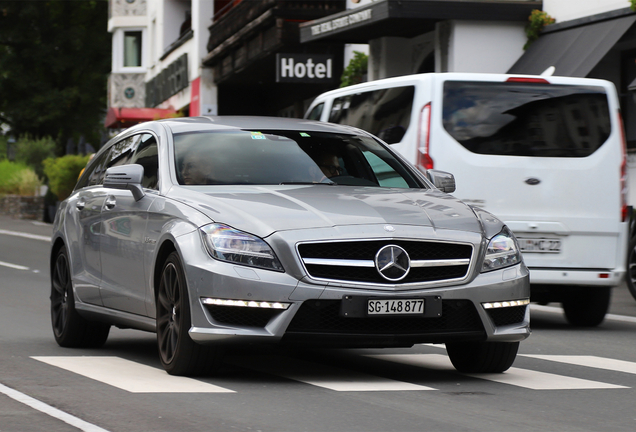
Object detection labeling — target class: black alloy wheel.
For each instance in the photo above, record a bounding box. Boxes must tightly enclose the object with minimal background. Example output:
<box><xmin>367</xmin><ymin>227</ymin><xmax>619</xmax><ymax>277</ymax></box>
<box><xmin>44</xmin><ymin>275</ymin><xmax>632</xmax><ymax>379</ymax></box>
<box><xmin>627</xmin><ymin>236</ymin><xmax>636</xmax><ymax>301</ymax></box>
<box><xmin>50</xmin><ymin>246</ymin><xmax>110</xmax><ymax>348</ymax></box>
<box><xmin>156</xmin><ymin>251</ymin><xmax>221</xmax><ymax>376</ymax></box>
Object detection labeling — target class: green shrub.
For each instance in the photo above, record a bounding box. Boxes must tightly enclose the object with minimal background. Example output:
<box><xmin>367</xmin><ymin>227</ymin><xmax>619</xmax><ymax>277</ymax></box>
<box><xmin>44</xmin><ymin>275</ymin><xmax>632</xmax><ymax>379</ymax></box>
<box><xmin>15</xmin><ymin>135</ymin><xmax>56</xmax><ymax>179</ymax></box>
<box><xmin>43</xmin><ymin>154</ymin><xmax>91</xmax><ymax>201</ymax></box>
<box><xmin>11</xmin><ymin>169</ymin><xmax>43</xmax><ymax>196</ymax></box>
<box><xmin>340</xmin><ymin>51</ymin><xmax>368</xmax><ymax>88</ymax></box>
<box><xmin>0</xmin><ymin>160</ymin><xmax>42</xmax><ymax>196</ymax></box>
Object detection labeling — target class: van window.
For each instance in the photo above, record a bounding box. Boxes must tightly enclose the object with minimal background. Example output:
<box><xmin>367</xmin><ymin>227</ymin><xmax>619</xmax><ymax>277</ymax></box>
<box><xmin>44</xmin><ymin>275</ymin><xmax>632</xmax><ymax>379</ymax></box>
<box><xmin>442</xmin><ymin>82</ymin><xmax>611</xmax><ymax>157</ymax></box>
<box><xmin>306</xmin><ymin>103</ymin><xmax>324</xmax><ymax>120</ymax></box>
<box><xmin>328</xmin><ymin>86</ymin><xmax>415</xmax><ymax>144</ymax></box>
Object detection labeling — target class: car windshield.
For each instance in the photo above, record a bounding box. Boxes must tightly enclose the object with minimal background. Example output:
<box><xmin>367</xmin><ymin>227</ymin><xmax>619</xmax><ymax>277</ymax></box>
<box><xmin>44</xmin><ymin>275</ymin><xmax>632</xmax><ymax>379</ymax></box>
<box><xmin>173</xmin><ymin>129</ymin><xmax>422</xmax><ymax>188</ymax></box>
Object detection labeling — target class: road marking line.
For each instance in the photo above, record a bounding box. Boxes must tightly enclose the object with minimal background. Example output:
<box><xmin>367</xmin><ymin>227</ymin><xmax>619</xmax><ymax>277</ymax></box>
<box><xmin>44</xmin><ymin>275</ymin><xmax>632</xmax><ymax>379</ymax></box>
<box><xmin>0</xmin><ymin>382</ymin><xmax>111</xmax><ymax>432</ymax></box>
<box><xmin>367</xmin><ymin>354</ymin><xmax>628</xmax><ymax>390</ymax></box>
<box><xmin>522</xmin><ymin>355</ymin><xmax>636</xmax><ymax>375</ymax></box>
<box><xmin>0</xmin><ymin>260</ymin><xmax>29</xmax><ymax>271</ymax></box>
<box><xmin>0</xmin><ymin>229</ymin><xmax>50</xmax><ymax>242</ymax></box>
<box><xmin>31</xmin><ymin>356</ymin><xmax>235</xmax><ymax>393</ymax></box>
<box><xmin>530</xmin><ymin>304</ymin><xmax>636</xmax><ymax>324</ymax></box>
<box><xmin>232</xmin><ymin>355</ymin><xmax>435</xmax><ymax>391</ymax></box>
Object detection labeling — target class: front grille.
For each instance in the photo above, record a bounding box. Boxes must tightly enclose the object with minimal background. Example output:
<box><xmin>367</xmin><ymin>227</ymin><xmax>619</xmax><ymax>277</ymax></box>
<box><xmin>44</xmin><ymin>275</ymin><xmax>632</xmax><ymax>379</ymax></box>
<box><xmin>285</xmin><ymin>299</ymin><xmax>484</xmax><ymax>335</ymax></box>
<box><xmin>487</xmin><ymin>305</ymin><xmax>527</xmax><ymax>327</ymax></box>
<box><xmin>298</xmin><ymin>240</ymin><xmax>473</xmax><ymax>285</ymax></box>
<box><xmin>205</xmin><ymin>305</ymin><xmax>282</xmax><ymax>327</ymax></box>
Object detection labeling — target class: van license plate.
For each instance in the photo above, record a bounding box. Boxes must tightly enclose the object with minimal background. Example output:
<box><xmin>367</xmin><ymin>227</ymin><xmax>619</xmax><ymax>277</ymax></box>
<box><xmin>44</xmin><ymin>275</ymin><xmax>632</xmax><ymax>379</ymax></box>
<box><xmin>517</xmin><ymin>238</ymin><xmax>561</xmax><ymax>253</ymax></box>
<box><xmin>368</xmin><ymin>299</ymin><xmax>425</xmax><ymax>315</ymax></box>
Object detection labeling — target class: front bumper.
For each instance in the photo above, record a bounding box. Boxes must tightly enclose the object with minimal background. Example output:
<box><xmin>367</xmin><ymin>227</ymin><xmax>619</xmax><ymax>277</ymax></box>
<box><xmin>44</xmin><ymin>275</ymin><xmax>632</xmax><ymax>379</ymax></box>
<box><xmin>186</xmin><ymin>261</ymin><xmax>530</xmax><ymax>347</ymax></box>
<box><xmin>180</xmin><ymin>224</ymin><xmax>531</xmax><ymax>347</ymax></box>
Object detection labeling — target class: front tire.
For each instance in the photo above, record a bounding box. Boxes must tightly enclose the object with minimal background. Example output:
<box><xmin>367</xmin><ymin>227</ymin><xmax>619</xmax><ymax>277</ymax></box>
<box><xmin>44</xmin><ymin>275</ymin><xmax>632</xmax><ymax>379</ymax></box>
<box><xmin>561</xmin><ymin>287</ymin><xmax>610</xmax><ymax>327</ymax></box>
<box><xmin>446</xmin><ymin>341</ymin><xmax>519</xmax><ymax>373</ymax></box>
<box><xmin>50</xmin><ymin>246</ymin><xmax>110</xmax><ymax>348</ymax></box>
<box><xmin>156</xmin><ymin>252</ymin><xmax>221</xmax><ymax>376</ymax></box>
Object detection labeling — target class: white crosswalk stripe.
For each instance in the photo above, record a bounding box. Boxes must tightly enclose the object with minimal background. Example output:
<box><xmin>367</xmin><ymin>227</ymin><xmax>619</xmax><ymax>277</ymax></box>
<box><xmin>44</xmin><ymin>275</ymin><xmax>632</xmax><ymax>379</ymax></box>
<box><xmin>230</xmin><ymin>354</ymin><xmax>435</xmax><ymax>391</ymax></box>
<box><xmin>366</xmin><ymin>354</ymin><xmax>629</xmax><ymax>390</ymax></box>
<box><xmin>31</xmin><ymin>356</ymin><xmax>235</xmax><ymax>393</ymax></box>
<box><xmin>521</xmin><ymin>355</ymin><xmax>636</xmax><ymax>375</ymax></box>
<box><xmin>31</xmin><ymin>353</ymin><xmax>634</xmax><ymax>393</ymax></box>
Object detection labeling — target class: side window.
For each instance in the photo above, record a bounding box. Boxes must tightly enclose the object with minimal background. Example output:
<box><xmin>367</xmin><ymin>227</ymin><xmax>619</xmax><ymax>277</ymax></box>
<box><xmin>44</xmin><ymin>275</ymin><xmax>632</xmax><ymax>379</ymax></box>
<box><xmin>306</xmin><ymin>103</ymin><xmax>324</xmax><ymax>120</ymax></box>
<box><xmin>107</xmin><ymin>136</ymin><xmax>139</xmax><ymax>168</ymax></box>
<box><xmin>362</xmin><ymin>151</ymin><xmax>409</xmax><ymax>188</ymax></box>
<box><xmin>130</xmin><ymin>134</ymin><xmax>159</xmax><ymax>189</ymax></box>
<box><xmin>80</xmin><ymin>149</ymin><xmax>111</xmax><ymax>187</ymax></box>
<box><xmin>328</xmin><ymin>86</ymin><xmax>415</xmax><ymax>144</ymax></box>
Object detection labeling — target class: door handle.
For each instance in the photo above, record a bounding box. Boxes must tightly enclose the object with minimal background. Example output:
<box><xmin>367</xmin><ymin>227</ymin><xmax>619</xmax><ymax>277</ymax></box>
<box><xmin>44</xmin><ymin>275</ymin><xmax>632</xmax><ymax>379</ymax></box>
<box><xmin>104</xmin><ymin>196</ymin><xmax>116</xmax><ymax>210</ymax></box>
<box><xmin>76</xmin><ymin>199</ymin><xmax>86</xmax><ymax>211</ymax></box>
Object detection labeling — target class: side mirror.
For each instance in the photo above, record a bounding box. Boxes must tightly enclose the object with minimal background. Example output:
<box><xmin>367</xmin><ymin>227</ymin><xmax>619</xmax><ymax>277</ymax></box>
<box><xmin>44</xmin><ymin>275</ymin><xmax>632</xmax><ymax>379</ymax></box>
<box><xmin>426</xmin><ymin>169</ymin><xmax>456</xmax><ymax>193</ymax></box>
<box><xmin>104</xmin><ymin>164</ymin><xmax>145</xmax><ymax>201</ymax></box>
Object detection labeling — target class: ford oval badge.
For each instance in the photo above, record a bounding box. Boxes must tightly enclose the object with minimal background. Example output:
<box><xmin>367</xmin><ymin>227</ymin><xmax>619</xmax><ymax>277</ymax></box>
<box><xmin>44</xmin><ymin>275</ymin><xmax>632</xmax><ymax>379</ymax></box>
<box><xmin>525</xmin><ymin>178</ymin><xmax>541</xmax><ymax>185</ymax></box>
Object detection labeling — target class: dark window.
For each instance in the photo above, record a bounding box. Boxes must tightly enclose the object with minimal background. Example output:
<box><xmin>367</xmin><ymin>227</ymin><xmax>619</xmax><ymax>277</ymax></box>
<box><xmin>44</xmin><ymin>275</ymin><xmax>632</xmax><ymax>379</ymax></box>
<box><xmin>77</xmin><ymin>150</ymin><xmax>111</xmax><ymax>188</ymax></box>
<box><xmin>328</xmin><ymin>86</ymin><xmax>415</xmax><ymax>144</ymax></box>
<box><xmin>107</xmin><ymin>136</ymin><xmax>139</xmax><ymax>168</ymax></box>
<box><xmin>442</xmin><ymin>81</ymin><xmax>611</xmax><ymax>157</ymax></box>
<box><xmin>130</xmin><ymin>134</ymin><xmax>159</xmax><ymax>189</ymax></box>
<box><xmin>306</xmin><ymin>103</ymin><xmax>324</xmax><ymax>120</ymax></box>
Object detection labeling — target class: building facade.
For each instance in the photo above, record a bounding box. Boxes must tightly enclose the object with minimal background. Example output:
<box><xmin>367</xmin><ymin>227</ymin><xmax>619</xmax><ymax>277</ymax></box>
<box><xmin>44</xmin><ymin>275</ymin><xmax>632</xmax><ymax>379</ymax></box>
<box><xmin>106</xmin><ymin>0</ymin><xmax>636</xmax><ymax>152</ymax></box>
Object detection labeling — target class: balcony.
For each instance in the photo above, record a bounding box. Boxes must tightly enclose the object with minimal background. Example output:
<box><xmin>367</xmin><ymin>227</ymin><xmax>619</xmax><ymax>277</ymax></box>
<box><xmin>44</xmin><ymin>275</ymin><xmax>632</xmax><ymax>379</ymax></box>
<box><xmin>204</xmin><ymin>0</ymin><xmax>345</xmax><ymax>81</ymax></box>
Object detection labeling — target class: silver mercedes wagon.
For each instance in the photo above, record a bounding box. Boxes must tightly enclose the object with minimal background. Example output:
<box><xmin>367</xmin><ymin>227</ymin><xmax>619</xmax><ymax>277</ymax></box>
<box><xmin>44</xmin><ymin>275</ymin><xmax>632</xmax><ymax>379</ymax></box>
<box><xmin>50</xmin><ymin>116</ymin><xmax>530</xmax><ymax>376</ymax></box>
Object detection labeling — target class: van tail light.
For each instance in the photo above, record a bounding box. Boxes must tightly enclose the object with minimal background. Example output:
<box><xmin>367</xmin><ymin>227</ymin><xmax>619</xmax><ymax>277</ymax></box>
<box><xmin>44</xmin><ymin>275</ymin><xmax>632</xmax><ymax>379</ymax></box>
<box><xmin>618</xmin><ymin>110</ymin><xmax>628</xmax><ymax>222</ymax></box>
<box><xmin>417</xmin><ymin>103</ymin><xmax>433</xmax><ymax>170</ymax></box>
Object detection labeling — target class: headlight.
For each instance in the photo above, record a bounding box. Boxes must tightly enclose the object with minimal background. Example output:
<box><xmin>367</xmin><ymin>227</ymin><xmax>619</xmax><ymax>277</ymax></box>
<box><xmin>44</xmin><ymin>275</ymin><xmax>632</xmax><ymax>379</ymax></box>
<box><xmin>200</xmin><ymin>224</ymin><xmax>283</xmax><ymax>271</ymax></box>
<box><xmin>481</xmin><ymin>227</ymin><xmax>522</xmax><ymax>272</ymax></box>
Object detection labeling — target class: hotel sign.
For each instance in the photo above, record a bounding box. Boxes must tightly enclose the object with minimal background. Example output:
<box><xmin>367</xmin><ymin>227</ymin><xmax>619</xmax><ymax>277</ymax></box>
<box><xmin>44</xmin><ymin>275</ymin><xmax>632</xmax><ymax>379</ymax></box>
<box><xmin>276</xmin><ymin>54</ymin><xmax>335</xmax><ymax>83</ymax></box>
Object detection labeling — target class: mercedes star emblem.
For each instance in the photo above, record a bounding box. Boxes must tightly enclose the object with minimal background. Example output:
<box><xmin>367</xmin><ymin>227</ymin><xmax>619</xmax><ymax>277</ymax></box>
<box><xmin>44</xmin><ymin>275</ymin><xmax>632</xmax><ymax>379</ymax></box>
<box><xmin>375</xmin><ymin>245</ymin><xmax>411</xmax><ymax>281</ymax></box>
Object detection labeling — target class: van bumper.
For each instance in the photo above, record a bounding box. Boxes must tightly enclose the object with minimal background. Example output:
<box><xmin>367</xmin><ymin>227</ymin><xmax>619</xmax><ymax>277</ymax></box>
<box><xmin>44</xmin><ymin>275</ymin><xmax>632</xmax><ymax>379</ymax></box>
<box><xmin>528</xmin><ymin>268</ymin><xmax>624</xmax><ymax>287</ymax></box>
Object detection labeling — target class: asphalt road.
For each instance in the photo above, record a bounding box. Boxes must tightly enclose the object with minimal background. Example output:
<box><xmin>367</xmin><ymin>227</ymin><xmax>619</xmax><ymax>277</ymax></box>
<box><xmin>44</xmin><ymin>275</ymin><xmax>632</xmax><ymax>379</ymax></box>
<box><xmin>2</xmin><ymin>215</ymin><xmax>636</xmax><ymax>432</ymax></box>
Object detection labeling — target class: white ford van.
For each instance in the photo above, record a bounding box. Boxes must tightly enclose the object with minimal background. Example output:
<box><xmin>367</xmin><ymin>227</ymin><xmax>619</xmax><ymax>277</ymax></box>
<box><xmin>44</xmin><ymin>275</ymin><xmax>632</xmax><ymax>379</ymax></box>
<box><xmin>305</xmin><ymin>73</ymin><xmax>629</xmax><ymax>326</ymax></box>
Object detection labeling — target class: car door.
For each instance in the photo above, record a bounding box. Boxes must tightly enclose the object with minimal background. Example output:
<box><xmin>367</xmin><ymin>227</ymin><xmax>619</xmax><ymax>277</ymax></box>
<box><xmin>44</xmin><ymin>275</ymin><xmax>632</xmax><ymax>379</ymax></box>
<box><xmin>99</xmin><ymin>134</ymin><xmax>158</xmax><ymax>316</ymax></box>
<box><xmin>65</xmin><ymin>149</ymin><xmax>112</xmax><ymax>306</ymax></box>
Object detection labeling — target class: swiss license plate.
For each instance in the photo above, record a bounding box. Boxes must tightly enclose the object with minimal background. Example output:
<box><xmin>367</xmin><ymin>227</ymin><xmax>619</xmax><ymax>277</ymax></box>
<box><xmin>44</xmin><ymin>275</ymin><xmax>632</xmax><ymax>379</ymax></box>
<box><xmin>368</xmin><ymin>299</ymin><xmax>424</xmax><ymax>316</ymax></box>
<box><xmin>517</xmin><ymin>237</ymin><xmax>562</xmax><ymax>253</ymax></box>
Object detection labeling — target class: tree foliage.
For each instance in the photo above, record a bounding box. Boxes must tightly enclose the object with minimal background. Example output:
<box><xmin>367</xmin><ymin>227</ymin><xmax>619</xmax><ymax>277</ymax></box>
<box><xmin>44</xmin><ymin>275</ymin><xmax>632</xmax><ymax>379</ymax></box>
<box><xmin>0</xmin><ymin>1</ymin><xmax>111</xmax><ymax>154</ymax></box>
<box><xmin>340</xmin><ymin>51</ymin><xmax>368</xmax><ymax>88</ymax></box>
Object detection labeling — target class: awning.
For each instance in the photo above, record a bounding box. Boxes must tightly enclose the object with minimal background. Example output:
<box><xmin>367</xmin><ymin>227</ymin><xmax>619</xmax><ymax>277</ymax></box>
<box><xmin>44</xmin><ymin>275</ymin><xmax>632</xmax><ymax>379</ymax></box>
<box><xmin>508</xmin><ymin>13</ymin><xmax>636</xmax><ymax>77</ymax></box>
<box><xmin>300</xmin><ymin>0</ymin><xmax>541</xmax><ymax>44</ymax></box>
<box><xmin>104</xmin><ymin>107</ymin><xmax>178</xmax><ymax>129</ymax></box>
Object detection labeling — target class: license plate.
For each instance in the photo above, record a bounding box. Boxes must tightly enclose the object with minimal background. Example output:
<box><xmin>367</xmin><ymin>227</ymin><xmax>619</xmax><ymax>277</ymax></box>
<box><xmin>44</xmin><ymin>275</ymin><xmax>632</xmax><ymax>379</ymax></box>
<box><xmin>368</xmin><ymin>299</ymin><xmax>425</xmax><ymax>315</ymax></box>
<box><xmin>517</xmin><ymin>237</ymin><xmax>562</xmax><ymax>253</ymax></box>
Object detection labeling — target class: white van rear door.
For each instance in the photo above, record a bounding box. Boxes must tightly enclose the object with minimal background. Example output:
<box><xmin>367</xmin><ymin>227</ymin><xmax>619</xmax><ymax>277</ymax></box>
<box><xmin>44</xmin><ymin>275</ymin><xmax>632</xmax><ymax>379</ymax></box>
<box><xmin>433</xmin><ymin>76</ymin><xmax>627</xmax><ymax>272</ymax></box>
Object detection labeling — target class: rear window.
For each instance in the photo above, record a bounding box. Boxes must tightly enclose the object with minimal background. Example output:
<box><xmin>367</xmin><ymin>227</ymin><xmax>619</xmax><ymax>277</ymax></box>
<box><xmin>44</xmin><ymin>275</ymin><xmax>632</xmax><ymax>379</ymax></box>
<box><xmin>328</xmin><ymin>86</ymin><xmax>415</xmax><ymax>144</ymax></box>
<box><xmin>442</xmin><ymin>81</ymin><xmax>611</xmax><ymax>157</ymax></box>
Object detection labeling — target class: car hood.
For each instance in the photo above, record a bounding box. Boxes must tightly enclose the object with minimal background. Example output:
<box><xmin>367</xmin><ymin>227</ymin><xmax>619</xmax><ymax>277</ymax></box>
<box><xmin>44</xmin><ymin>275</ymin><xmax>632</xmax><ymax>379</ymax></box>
<box><xmin>168</xmin><ymin>185</ymin><xmax>484</xmax><ymax>238</ymax></box>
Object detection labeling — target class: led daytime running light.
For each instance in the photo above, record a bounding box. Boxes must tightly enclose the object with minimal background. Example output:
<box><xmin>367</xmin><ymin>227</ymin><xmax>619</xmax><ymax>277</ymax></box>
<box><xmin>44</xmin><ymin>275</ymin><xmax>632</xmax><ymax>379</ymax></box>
<box><xmin>482</xmin><ymin>298</ymin><xmax>530</xmax><ymax>309</ymax></box>
<box><xmin>202</xmin><ymin>298</ymin><xmax>291</xmax><ymax>310</ymax></box>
